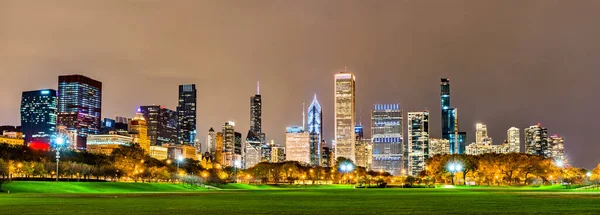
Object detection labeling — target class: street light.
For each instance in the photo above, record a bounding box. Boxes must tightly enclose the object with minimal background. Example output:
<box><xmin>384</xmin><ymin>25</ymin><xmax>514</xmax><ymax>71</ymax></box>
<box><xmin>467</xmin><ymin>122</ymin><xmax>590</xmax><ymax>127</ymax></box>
<box><xmin>339</xmin><ymin>163</ymin><xmax>354</xmax><ymax>184</ymax></box>
<box><xmin>447</xmin><ymin>162</ymin><xmax>462</xmax><ymax>185</ymax></box>
<box><xmin>54</xmin><ymin>136</ymin><xmax>67</xmax><ymax>182</ymax></box>
<box><xmin>554</xmin><ymin>159</ymin><xmax>565</xmax><ymax>186</ymax></box>
<box><xmin>234</xmin><ymin>160</ymin><xmax>242</xmax><ymax>183</ymax></box>
<box><xmin>177</xmin><ymin>156</ymin><xmax>184</xmax><ymax>169</ymax></box>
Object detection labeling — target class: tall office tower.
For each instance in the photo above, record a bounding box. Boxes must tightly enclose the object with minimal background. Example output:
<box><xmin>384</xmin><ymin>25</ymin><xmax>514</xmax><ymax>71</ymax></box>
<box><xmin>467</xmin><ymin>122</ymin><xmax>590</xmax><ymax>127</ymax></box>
<box><xmin>244</xmin><ymin>130</ymin><xmax>262</xmax><ymax>168</ymax></box>
<box><xmin>355</xmin><ymin>125</ymin><xmax>373</xmax><ymax>170</ymax></box>
<box><xmin>307</xmin><ymin>94</ymin><xmax>323</xmax><ymax>166</ymax></box>
<box><xmin>371</xmin><ymin>104</ymin><xmax>403</xmax><ymax>176</ymax></box>
<box><xmin>129</xmin><ymin>112</ymin><xmax>150</xmax><ymax>153</ymax></box>
<box><xmin>334</xmin><ymin>72</ymin><xmax>356</xmax><ymax>162</ymax></box>
<box><xmin>234</xmin><ymin>132</ymin><xmax>242</xmax><ymax>156</ymax></box>
<box><xmin>114</xmin><ymin>116</ymin><xmax>129</xmax><ymax>131</ymax></box>
<box><xmin>457</xmin><ymin>131</ymin><xmax>467</xmax><ymax>154</ymax></box>
<box><xmin>525</xmin><ymin>124</ymin><xmax>549</xmax><ymax>157</ymax></box>
<box><xmin>321</xmin><ymin>145</ymin><xmax>331</xmax><ymax>167</ymax></box>
<box><xmin>57</xmin><ymin>75</ymin><xmax>102</xmax><ymax>150</ymax></box>
<box><xmin>206</xmin><ymin>128</ymin><xmax>216</xmax><ymax>154</ymax></box>
<box><xmin>20</xmin><ymin>89</ymin><xmax>57</xmax><ymax>146</ymax></box>
<box><xmin>429</xmin><ymin>138</ymin><xmax>450</xmax><ymax>156</ymax></box>
<box><xmin>222</xmin><ymin>121</ymin><xmax>235</xmax><ymax>152</ymax></box>
<box><xmin>215</xmin><ymin>132</ymin><xmax>224</xmax><ymax>165</ymax></box>
<box><xmin>507</xmin><ymin>127</ymin><xmax>521</xmax><ymax>153</ymax></box>
<box><xmin>250</xmin><ymin>82</ymin><xmax>262</xmax><ymax>135</ymax></box>
<box><xmin>177</xmin><ymin>84</ymin><xmax>197</xmax><ymax>144</ymax></box>
<box><xmin>140</xmin><ymin>105</ymin><xmax>177</xmax><ymax>146</ymax></box>
<box><xmin>407</xmin><ymin>111</ymin><xmax>429</xmax><ymax>176</ymax></box>
<box><xmin>285</xmin><ymin>126</ymin><xmax>311</xmax><ymax>164</ymax></box>
<box><xmin>441</xmin><ymin>78</ymin><xmax>460</xmax><ymax>154</ymax></box>
<box><xmin>475</xmin><ymin>123</ymin><xmax>488</xmax><ymax>144</ymax></box>
<box><xmin>548</xmin><ymin>135</ymin><xmax>565</xmax><ymax>161</ymax></box>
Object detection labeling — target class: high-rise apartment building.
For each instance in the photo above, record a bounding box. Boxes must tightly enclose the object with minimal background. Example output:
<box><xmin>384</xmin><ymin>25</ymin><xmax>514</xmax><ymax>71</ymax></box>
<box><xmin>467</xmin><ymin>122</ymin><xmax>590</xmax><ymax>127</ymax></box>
<box><xmin>355</xmin><ymin>126</ymin><xmax>373</xmax><ymax>170</ymax></box>
<box><xmin>525</xmin><ymin>124</ymin><xmax>549</xmax><ymax>157</ymax></box>
<box><xmin>407</xmin><ymin>111</ymin><xmax>429</xmax><ymax>176</ymax></box>
<box><xmin>285</xmin><ymin>126</ymin><xmax>310</xmax><ymax>164</ymax></box>
<box><xmin>271</xmin><ymin>146</ymin><xmax>286</xmax><ymax>163</ymax></box>
<box><xmin>140</xmin><ymin>105</ymin><xmax>177</xmax><ymax>146</ymax></box>
<box><xmin>57</xmin><ymin>75</ymin><xmax>102</xmax><ymax>150</ymax></box>
<box><xmin>334</xmin><ymin>72</ymin><xmax>356</xmax><ymax>162</ymax></box>
<box><xmin>371</xmin><ymin>104</ymin><xmax>403</xmax><ymax>176</ymax></box>
<box><xmin>20</xmin><ymin>89</ymin><xmax>57</xmax><ymax>146</ymax></box>
<box><xmin>206</xmin><ymin>127</ymin><xmax>216</xmax><ymax>154</ymax></box>
<box><xmin>507</xmin><ymin>127</ymin><xmax>520</xmax><ymax>153</ymax></box>
<box><xmin>429</xmin><ymin>138</ymin><xmax>450</xmax><ymax>156</ymax></box>
<box><xmin>177</xmin><ymin>84</ymin><xmax>196</xmax><ymax>144</ymax></box>
<box><xmin>215</xmin><ymin>132</ymin><xmax>224</xmax><ymax>166</ymax></box>
<box><xmin>307</xmin><ymin>94</ymin><xmax>323</xmax><ymax>166</ymax></box>
<box><xmin>548</xmin><ymin>135</ymin><xmax>565</xmax><ymax>161</ymax></box>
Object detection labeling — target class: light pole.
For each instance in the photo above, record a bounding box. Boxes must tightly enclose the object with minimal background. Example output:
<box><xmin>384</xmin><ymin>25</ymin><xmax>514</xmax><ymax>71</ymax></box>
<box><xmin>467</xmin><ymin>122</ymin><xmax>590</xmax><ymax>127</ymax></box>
<box><xmin>447</xmin><ymin>162</ymin><xmax>462</xmax><ymax>185</ymax></box>
<box><xmin>54</xmin><ymin>136</ymin><xmax>66</xmax><ymax>182</ymax></box>
<box><xmin>177</xmin><ymin>156</ymin><xmax>184</xmax><ymax>170</ymax></box>
<box><xmin>234</xmin><ymin>160</ymin><xmax>242</xmax><ymax>183</ymax></box>
<box><xmin>339</xmin><ymin>163</ymin><xmax>354</xmax><ymax>184</ymax></box>
<box><xmin>554</xmin><ymin>159</ymin><xmax>565</xmax><ymax>187</ymax></box>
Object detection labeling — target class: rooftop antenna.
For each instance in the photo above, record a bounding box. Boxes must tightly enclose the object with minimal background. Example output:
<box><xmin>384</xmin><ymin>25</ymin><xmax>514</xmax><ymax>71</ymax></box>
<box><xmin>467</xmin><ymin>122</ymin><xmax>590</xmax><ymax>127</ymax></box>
<box><xmin>257</xmin><ymin>81</ymin><xmax>260</xmax><ymax>95</ymax></box>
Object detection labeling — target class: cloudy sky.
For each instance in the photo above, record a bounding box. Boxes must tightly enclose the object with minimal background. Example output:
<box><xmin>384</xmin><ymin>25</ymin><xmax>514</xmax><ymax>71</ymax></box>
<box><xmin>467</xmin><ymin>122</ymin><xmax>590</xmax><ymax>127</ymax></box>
<box><xmin>1</xmin><ymin>0</ymin><xmax>599</xmax><ymax>168</ymax></box>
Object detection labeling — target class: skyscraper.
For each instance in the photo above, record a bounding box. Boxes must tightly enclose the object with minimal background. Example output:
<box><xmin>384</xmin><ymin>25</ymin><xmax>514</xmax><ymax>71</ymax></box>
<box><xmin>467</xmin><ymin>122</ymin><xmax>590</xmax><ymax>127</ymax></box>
<box><xmin>129</xmin><ymin>112</ymin><xmax>150</xmax><ymax>154</ymax></box>
<box><xmin>334</xmin><ymin>72</ymin><xmax>356</xmax><ymax>162</ymax></box>
<box><xmin>222</xmin><ymin>121</ymin><xmax>235</xmax><ymax>166</ymax></box>
<box><xmin>57</xmin><ymin>75</ymin><xmax>102</xmax><ymax>150</ymax></box>
<box><xmin>235</xmin><ymin>132</ymin><xmax>242</xmax><ymax>156</ymax></box>
<box><xmin>307</xmin><ymin>94</ymin><xmax>323</xmax><ymax>166</ymax></box>
<box><xmin>177</xmin><ymin>84</ymin><xmax>196</xmax><ymax>144</ymax></box>
<box><xmin>355</xmin><ymin>125</ymin><xmax>373</xmax><ymax>170</ymax></box>
<box><xmin>20</xmin><ymin>89</ymin><xmax>57</xmax><ymax>146</ymax></box>
<box><xmin>407</xmin><ymin>111</ymin><xmax>429</xmax><ymax>176</ymax></box>
<box><xmin>525</xmin><ymin>124</ymin><xmax>549</xmax><ymax>157</ymax></box>
<box><xmin>206</xmin><ymin>127</ymin><xmax>216</xmax><ymax>154</ymax></box>
<box><xmin>140</xmin><ymin>105</ymin><xmax>177</xmax><ymax>146</ymax></box>
<box><xmin>250</xmin><ymin>82</ymin><xmax>262</xmax><ymax>135</ymax></box>
<box><xmin>441</xmin><ymin>78</ymin><xmax>461</xmax><ymax>154</ymax></box>
<box><xmin>244</xmin><ymin>130</ymin><xmax>262</xmax><ymax>168</ymax></box>
<box><xmin>285</xmin><ymin>126</ymin><xmax>310</xmax><ymax>164</ymax></box>
<box><xmin>548</xmin><ymin>135</ymin><xmax>565</xmax><ymax>161</ymax></box>
<box><xmin>215</xmin><ymin>132</ymin><xmax>224</xmax><ymax>166</ymax></box>
<box><xmin>371</xmin><ymin>104</ymin><xmax>403</xmax><ymax>176</ymax></box>
<box><xmin>507</xmin><ymin>127</ymin><xmax>520</xmax><ymax>153</ymax></box>
<box><xmin>475</xmin><ymin>123</ymin><xmax>488</xmax><ymax>144</ymax></box>
<box><xmin>429</xmin><ymin>138</ymin><xmax>450</xmax><ymax>156</ymax></box>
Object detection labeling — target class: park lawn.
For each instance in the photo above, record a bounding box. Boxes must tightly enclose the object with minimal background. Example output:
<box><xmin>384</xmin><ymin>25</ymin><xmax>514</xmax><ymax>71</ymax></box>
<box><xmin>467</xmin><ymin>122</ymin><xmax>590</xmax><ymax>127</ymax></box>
<box><xmin>1</xmin><ymin>181</ymin><xmax>210</xmax><ymax>194</ymax></box>
<box><xmin>1</xmin><ymin>183</ymin><xmax>600</xmax><ymax>214</ymax></box>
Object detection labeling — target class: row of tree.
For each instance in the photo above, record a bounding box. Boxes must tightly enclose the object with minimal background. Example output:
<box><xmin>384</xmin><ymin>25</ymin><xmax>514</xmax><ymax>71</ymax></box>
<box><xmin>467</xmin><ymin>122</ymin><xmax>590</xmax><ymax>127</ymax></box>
<box><xmin>424</xmin><ymin>153</ymin><xmax>599</xmax><ymax>185</ymax></box>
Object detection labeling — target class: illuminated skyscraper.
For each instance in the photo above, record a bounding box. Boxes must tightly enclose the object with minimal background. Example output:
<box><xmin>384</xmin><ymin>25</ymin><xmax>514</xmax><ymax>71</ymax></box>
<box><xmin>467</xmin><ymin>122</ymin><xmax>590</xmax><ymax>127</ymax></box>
<box><xmin>206</xmin><ymin>127</ymin><xmax>216</xmax><ymax>154</ymax></box>
<box><xmin>507</xmin><ymin>127</ymin><xmax>520</xmax><ymax>153</ymax></box>
<box><xmin>475</xmin><ymin>123</ymin><xmax>488</xmax><ymax>144</ymax></box>
<box><xmin>20</xmin><ymin>89</ymin><xmax>57</xmax><ymax>146</ymax></box>
<box><xmin>371</xmin><ymin>104</ymin><xmax>403</xmax><ymax>176</ymax></box>
<box><xmin>215</xmin><ymin>132</ymin><xmax>224</xmax><ymax>166</ymax></box>
<box><xmin>140</xmin><ymin>105</ymin><xmax>177</xmax><ymax>146</ymax></box>
<box><xmin>307</xmin><ymin>94</ymin><xmax>322</xmax><ymax>166</ymax></box>
<box><xmin>334</xmin><ymin>72</ymin><xmax>356</xmax><ymax>162</ymax></box>
<box><xmin>355</xmin><ymin>125</ymin><xmax>373</xmax><ymax>170</ymax></box>
<box><xmin>285</xmin><ymin>126</ymin><xmax>310</xmax><ymax>164</ymax></box>
<box><xmin>244</xmin><ymin>130</ymin><xmax>262</xmax><ymax>168</ymax></box>
<box><xmin>250</xmin><ymin>82</ymin><xmax>262</xmax><ymax>136</ymax></box>
<box><xmin>407</xmin><ymin>111</ymin><xmax>429</xmax><ymax>176</ymax></box>
<box><xmin>525</xmin><ymin>124</ymin><xmax>549</xmax><ymax>157</ymax></box>
<box><xmin>57</xmin><ymin>75</ymin><xmax>102</xmax><ymax>150</ymax></box>
<box><xmin>129</xmin><ymin>112</ymin><xmax>150</xmax><ymax>154</ymax></box>
<box><xmin>429</xmin><ymin>138</ymin><xmax>450</xmax><ymax>156</ymax></box>
<box><xmin>441</xmin><ymin>78</ymin><xmax>462</xmax><ymax>154</ymax></box>
<box><xmin>222</xmin><ymin>121</ymin><xmax>235</xmax><ymax>165</ymax></box>
<box><xmin>548</xmin><ymin>135</ymin><xmax>565</xmax><ymax>161</ymax></box>
<box><xmin>177</xmin><ymin>84</ymin><xmax>196</xmax><ymax>144</ymax></box>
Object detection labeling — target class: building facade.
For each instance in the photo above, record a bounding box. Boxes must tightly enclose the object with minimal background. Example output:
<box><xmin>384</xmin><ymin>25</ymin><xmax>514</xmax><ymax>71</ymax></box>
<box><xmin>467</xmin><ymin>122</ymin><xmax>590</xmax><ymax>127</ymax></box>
<box><xmin>20</xmin><ymin>89</ymin><xmax>57</xmax><ymax>146</ymax></box>
<box><xmin>429</xmin><ymin>138</ymin><xmax>450</xmax><ymax>156</ymax></box>
<box><xmin>285</xmin><ymin>126</ymin><xmax>310</xmax><ymax>164</ymax></box>
<box><xmin>271</xmin><ymin>146</ymin><xmax>286</xmax><ymax>163</ymax></box>
<box><xmin>307</xmin><ymin>94</ymin><xmax>323</xmax><ymax>166</ymax></box>
<box><xmin>177</xmin><ymin>84</ymin><xmax>196</xmax><ymax>144</ymax></box>
<box><xmin>86</xmin><ymin>134</ymin><xmax>133</xmax><ymax>155</ymax></box>
<box><xmin>129</xmin><ymin>112</ymin><xmax>151</xmax><ymax>154</ymax></box>
<box><xmin>525</xmin><ymin>124</ymin><xmax>549</xmax><ymax>157</ymax></box>
<box><xmin>507</xmin><ymin>127</ymin><xmax>520</xmax><ymax>153</ymax></box>
<box><xmin>371</xmin><ymin>104</ymin><xmax>403</xmax><ymax>176</ymax></box>
<box><xmin>548</xmin><ymin>135</ymin><xmax>565</xmax><ymax>161</ymax></box>
<box><xmin>407</xmin><ymin>111</ymin><xmax>429</xmax><ymax>176</ymax></box>
<box><xmin>222</xmin><ymin>121</ymin><xmax>235</xmax><ymax>163</ymax></box>
<box><xmin>140</xmin><ymin>105</ymin><xmax>177</xmax><ymax>146</ymax></box>
<box><xmin>206</xmin><ymin>127</ymin><xmax>216</xmax><ymax>154</ymax></box>
<box><xmin>150</xmin><ymin>145</ymin><xmax>168</xmax><ymax>160</ymax></box>
<box><xmin>57</xmin><ymin>75</ymin><xmax>102</xmax><ymax>150</ymax></box>
<box><xmin>334</xmin><ymin>72</ymin><xmax>356</xmax><ymax>162</ymax></box>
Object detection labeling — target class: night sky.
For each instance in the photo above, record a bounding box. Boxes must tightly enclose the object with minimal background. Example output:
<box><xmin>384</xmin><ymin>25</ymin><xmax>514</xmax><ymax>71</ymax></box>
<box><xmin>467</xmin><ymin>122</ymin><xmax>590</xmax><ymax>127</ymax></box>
<box><xmin>1</xmin><ymin>0</ymin><xmax>599</xmax><ymax>168</ymax></box>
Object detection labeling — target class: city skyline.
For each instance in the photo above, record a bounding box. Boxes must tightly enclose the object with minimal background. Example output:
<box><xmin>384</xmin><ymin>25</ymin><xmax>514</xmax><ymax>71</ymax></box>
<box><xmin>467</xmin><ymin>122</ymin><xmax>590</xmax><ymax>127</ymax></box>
<box><xmin>1</xmin><ymin>1</ymin><xmax>599</xmax><ymax>168</ymax></box>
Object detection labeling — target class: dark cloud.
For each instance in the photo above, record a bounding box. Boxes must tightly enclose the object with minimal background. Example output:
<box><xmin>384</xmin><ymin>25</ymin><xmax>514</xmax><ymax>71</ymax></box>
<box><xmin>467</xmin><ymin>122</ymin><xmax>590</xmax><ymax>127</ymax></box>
<box><xmin>1</xmin><ymin>0</ymin><xmax>599</xmax><ymax>168</ymax></box>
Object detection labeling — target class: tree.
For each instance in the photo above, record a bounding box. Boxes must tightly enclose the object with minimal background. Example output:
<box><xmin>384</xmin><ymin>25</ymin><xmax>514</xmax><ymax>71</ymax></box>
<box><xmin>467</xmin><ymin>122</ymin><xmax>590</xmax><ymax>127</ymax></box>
<box><xmin>405</xmin><ymin>176</ymin><xmax>417</xmax><ymax>186</ymax></box>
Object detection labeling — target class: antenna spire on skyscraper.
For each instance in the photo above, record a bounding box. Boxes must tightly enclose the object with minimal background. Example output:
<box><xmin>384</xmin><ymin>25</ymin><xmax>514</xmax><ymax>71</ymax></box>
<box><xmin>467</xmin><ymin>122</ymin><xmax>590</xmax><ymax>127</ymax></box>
<box><xmin>257</xmin><ymin>81</ymin><xmax>260</xmax><ymax>95</ymax></box>
<box><xmin>302</xmin><ymin>102</ymin><xmax>306</xmax><ymax>131</ymax></box>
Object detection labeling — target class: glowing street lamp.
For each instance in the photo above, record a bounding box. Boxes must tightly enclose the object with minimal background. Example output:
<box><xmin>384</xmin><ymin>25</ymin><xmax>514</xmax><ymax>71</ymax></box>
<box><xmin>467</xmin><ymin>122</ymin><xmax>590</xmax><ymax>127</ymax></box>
<box><xmin>54</xmin><ymin>136</ymin><xmax>67</xmax><ymax>182</ymax></box>
<box><xmin>177</xmin><ymin>155</ymin><xmax>184</xmax><ymax>169</ymax></box>
<box><xmin>234</xmin><ymin>160</ymin><xmax>242</xmax><ymax>183</ymax></box>
<box><xmin>447</xmin><ymin>162</ymin><xmax>463</xmax><ymax>185</ymax></box>
<box><xmin>554</xmin><ymin>159</ymin><xmax>565</xmax><ymax>185</ymax></box>
<box><xmin>587</xmin><ymin>172</ymin><xmax>592</xmax><ymax>178</ymax></box>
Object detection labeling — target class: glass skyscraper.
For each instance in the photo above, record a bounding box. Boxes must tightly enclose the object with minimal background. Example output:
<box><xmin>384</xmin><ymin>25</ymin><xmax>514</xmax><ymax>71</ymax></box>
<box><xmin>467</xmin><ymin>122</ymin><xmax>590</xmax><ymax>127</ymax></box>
<box><xmin>140</xmin><ymin>105</ymin><xmax>178</xmax><ymax>146</ymax></box>
<box><xmin>57</xmin><ymin>75</ymin><xmax>102</xmax><ymax>150</ymax></box>
<box><xmin>334</xmin><ymin>72</ymin><xmax>356</xmax><ymax>162</ymax></box>
<box><xmin>307</xmin><ymin>94</ymin><xmax>322</xmax><ymax>166</ymax></box>
<box><xmin>250</xmin><ymin>82</ymin><xmax>262</xmax><ymax>135</ymax></box>
<box><xmin>177</xmin><ymin>84</ymin><xmax>196</xmax><ymax>144</ymax></box>
<box><xmin>525</xmin><ymin>124</ymin><xmax>549</xmax><ymax>157</ymax></box>
<box><xmin>20</xmin><ymin>89</ymin><xmax>57</xmax><ymax>146</ymax></box>
<box><xmin>407</xmin><ymin>111</ymin><xmax>429</xmax><ymax>176</ymax></box>
<box><xmin>441</xmin><ymin>78</ymin><xmax>461</xmax><ymax>154</ymax></box>
<box><xmin>371</xmin><ymin>104</ymin><xmax>403</xmax><ymax>176</ymax></box>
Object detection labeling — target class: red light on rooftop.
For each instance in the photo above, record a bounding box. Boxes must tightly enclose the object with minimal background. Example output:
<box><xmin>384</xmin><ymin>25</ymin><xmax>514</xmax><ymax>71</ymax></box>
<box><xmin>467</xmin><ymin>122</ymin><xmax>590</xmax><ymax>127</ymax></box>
<box><xmin>29</xmin><ymin>141</ymin><xmax>51</xmax><ymax>151</ymax></box>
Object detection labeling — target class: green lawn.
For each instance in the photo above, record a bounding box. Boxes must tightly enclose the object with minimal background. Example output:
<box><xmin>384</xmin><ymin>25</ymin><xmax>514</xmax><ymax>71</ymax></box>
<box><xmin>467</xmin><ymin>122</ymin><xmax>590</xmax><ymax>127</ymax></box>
<box><xmin>1</xmin><ymin>182</ymin><xmax>599</xmax><ymax>214</ymax></box>
<box><xmin>1</xmin><ymin>181</ymin><xmax>209</xmax><ymax>194</ymax></box>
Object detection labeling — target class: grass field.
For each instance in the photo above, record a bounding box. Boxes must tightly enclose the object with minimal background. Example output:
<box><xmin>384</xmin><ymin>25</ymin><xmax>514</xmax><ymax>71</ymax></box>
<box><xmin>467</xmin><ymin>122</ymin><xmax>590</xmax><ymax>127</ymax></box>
<box><xmin>1</xmin><ymin>181</ymin><xmax>600</xmax><ymax>214</ymax></box>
